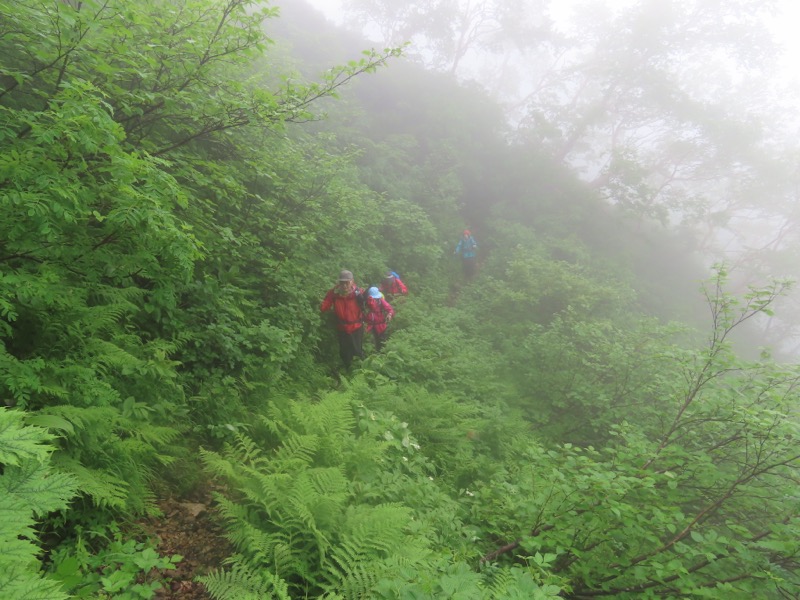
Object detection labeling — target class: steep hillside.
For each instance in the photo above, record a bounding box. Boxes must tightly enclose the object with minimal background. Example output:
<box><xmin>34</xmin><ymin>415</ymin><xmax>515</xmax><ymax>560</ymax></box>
<box><xmin>0</xmin><ymin>1</ymin><xmax>797</xmax><ymax>598</ymax></box>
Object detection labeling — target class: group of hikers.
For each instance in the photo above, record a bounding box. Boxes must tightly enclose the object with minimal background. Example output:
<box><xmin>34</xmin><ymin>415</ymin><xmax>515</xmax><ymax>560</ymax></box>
<box><xmin>320</xmin><ymin>269</ymin><xmax>408</xmax><ymax>369</ymax></box>
<box><xmin>321</xmin><ymin>230</ymin><xmax>478</xmax><ymax>369</ymax></box>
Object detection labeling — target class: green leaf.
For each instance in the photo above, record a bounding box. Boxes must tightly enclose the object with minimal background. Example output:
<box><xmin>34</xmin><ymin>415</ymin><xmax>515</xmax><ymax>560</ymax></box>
<box><xmin>25</xmin><ymin>414</ymin><xmax>75</xmax><ymax>434</ymax></box>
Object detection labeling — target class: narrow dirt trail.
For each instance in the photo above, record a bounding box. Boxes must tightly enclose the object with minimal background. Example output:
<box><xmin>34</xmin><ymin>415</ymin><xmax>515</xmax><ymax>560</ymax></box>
<box><xmin>139</xmin><ymin>488</ymin><xmax>231</xmax><ymax>600</ymax></box>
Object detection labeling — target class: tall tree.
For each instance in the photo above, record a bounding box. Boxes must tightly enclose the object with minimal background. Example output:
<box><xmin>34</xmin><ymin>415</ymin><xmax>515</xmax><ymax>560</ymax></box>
<box><xmin>0</xmin><ymin>0</ymin><xmax>400</xmax><ymax>511</ymax></box>
<box><xmin>343</xmin><ymin>0</ymin><xmax>553</xmax><ymax>76</ymax></box>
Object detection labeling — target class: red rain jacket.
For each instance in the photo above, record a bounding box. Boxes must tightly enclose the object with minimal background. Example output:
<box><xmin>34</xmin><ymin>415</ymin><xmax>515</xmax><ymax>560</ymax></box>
<box><xmin>380</xmin><ymin>276</ymin><xmax>407</xmax><ymax>296</ymax></box>
<box><xmin>321</xmin><ymin>287</ymin><xmax>364</xmax><ymax>333</ymax></box>
<box><xmin>364</xmin><ymin>296</ymin><xmax>395</xmax><ymax>335</ymax></box>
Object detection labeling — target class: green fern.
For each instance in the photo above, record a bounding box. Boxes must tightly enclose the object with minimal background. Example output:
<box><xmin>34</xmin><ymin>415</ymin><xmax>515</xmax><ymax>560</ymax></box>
<box><xmin>0</xmin><ymin>494</ymin><xmax>40</xmax><ymax>565</ymax></box>
<box><xmin>0</xmin><ymin>408</ymin><xmax>76</xmax><ymax>600</ymax></box>
<box><xmin>289</xmin><ymin>391</ymin><xmax>356</xmax><ymax>438</ymax></box>
<box><xmin>485</xmin><ymin>566</ymin><xmax>563</xmax><ymax>599</ymax></box>
<box><xmin>202</xmin><ymin>391</ymin><xmax>438</xmax><ymax>599</ymax></box>
<box><xmin>39</xmin><ymin>404</ymin><xmax>179</xmax><ymax>514</ymax></box>
<box><xmin>129</xmin><ymin>423</ymin><xmax>181</xmax><ymax>451</ymax></box>
<box><xmin>84</xmin><ymin>338</ymin><xmax>145</xmax><ymax>375</ymax></box>
<box><xmin>269</xmin><ymin>431</ymin><xmax>320</xmax><ymax>469</ymax></box>
<box><xmin>199</xmin><ymin>559</ymin><xmax>291</xmax><ymax>600</ymax></box>
<box><xmin>0</xmin><ymin>408</ymin><xmax>53</xmax><ymax>466</ymax></box>
<box><xmin>86</xmin><ymin>283</ymin><xmax>147</xmax><ymax>306</ymax></box>
<box><xmin>228</xmin><ymin>432</ymin><xmax>270</xmax><ymax>469</ymax></box>
<box><xmin>199</xmin><ymin>448</ymin><xmax>244</xmax><ymax>482</ymax></box>
<box><xmin>48</xmin><ymin>455</ymin><xmax>129</xmax><ymax>510</ymax></box>
<box><xmin>27</xmin><ymin>404</ymin><xmax>98</xmax><ymax>432</ymax></box>
<box><xmin>1</xmin><ymin>460</ymin><xmax>77</xmax><ymax>517</ymax></box>
<box><xmin>321</xmin><ymin>503</ymin><xmax>420</xmax><ymax>595</ymax></box>
<box><xmin>0</xmin><ymin>567</ymin><xmax>72</xmax><ymax>600</ymax></box>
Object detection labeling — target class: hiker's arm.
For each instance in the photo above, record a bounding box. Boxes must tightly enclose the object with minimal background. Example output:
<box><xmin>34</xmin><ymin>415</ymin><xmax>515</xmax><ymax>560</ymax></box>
<box><xmin>320</xmin><ymin>290</ymin><xmax>334</xmax><ymax>312</ymax></box>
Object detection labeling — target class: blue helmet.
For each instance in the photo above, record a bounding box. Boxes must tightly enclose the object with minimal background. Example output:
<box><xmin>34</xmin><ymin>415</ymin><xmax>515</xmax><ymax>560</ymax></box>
<box><xmin>368</xmin><ymin>287</ymin><xmax>383</xmax><ymax>299</ymax></box>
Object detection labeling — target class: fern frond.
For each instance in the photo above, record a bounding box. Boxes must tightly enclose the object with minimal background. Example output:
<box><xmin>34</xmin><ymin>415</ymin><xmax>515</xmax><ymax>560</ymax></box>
<box><xmin>244</xmin><ymin>471</ymin><xmax>293</xmax><ymax>516</ymax></box>
<box><xmin>214</xmin><ymin>495</ymin><xmax>293</xmax><ymax>567</ymax></box>
<box><xmin>225</xmin><ymin>519</ymin><xmax>282</xmax><ymax>566</ymax></box>
<box><xmin>257</xmin><ymin>415</ymin><xmax>289</xmax><ymax>438</ymax></box>
<box><xmin>131</xmin><ymin>423</ymin><xmax>181</xmax><ymax>447</ymax></box>
<box><xmin>306</xmin><ymin>466</ymin><xmax>350</xmax><ymax>498</ymax></box>
<box><xmin>486</xmin><ymin>566</ymin><xmax>561</xmax><ymax>599</ymax></box>
<box><xmin>212</xmin><ymin>493</ymin><xmax>253</xmax><ymax>528</ymax></box>
<box><xmin>0</xmin><ymin>566</ymin><xmax>70</xmax><ymax>600</ymax></box>
<box><xmin>87</xmin><ymin>283</ymin><xmax>147</xmax><ymax>305</ymax></box>
<box><xmin>271</xmin><ymin>539</ymin><xmax>297</xmax><ymax>575</ymax></box>
<box><xmin>201</xmin><ymin>448</ymin><xmax>241</xmax><ymax>482</ymax></box>
<box><xmin>79</xmin><ymin>301</ymin><xmax>138</xmax><ymax>334</ymax></box>
<box><xmin>35</xmin><ymin>404</ymin><xmax>113</xmax><ymax>432</ymax></box>
<box><xmin>230</xmin><ymin>432</ymin><xmax>270</xmax><ymax>469</ymax></box>
<box><xmin>0</xmin><ymin>494</ymin><xmax>38</xmax><ymax>564</ymax></box>
<box><xmin>291</xmin><ymin>392</ymin><xmax>355</xmax><ymax>440</ymax></box>
<box><xmin>0</xmin><ymin>461</ymin><xmax>76</xmax><ymax>517</ymax></box>
<box><xmin>270</xmin><ymin>432</ymin><xmax>319</xmax><ymax>467</ymax></box>
<box><xmin>0</xmin><ymin>410</ymin><xmax>75</xmax><ymax>600</ymax></box>
<box><xmin>198</xmin><ymin>557</ymin><xmax>291</xmax><ymax>600</ymax></box>
<box><xmin>119</xmin><ymin>477</ymin><xmax>160</xmax><ymax>516</ymax></box>
<box><xmin>321</xmin><ymin>503</ymin><xmax>423</xmax><ymax>597</ymax></box>
<box><xmin>50</xmin><ymin>456</ymin><xmax>128</xmax><ymax>509</ymax></box>
<box><xmin>283</xmin><ymin>495</ymin><xmax>331</xmax><ymax>556</ymax></box>
<box><xmin>486</xmin><ymin>567</ymin><xmax>517</xmax><ymax>598</ymax></box>
<box><xmin>290</xmin><ymin>468</ymin><xmax>348</xmax><ymax>534</ymax></box>
<box><xmin>344</xmin><ymin>503</ymin><xmax>414</xmax><ymax>553</ymax></box>
<box><xmin>31</xmin><ymin>382</ymin><xmax>72</xmax><ymax>403</ymax></box>
<box><xmin>115</xmin><ymin>437</ymin><xmax>174</xmax><ymax>476</ymax></box>
<box><xmin>85</xmin><ymin>339</ymin><xmax>144</xmax><ymax>373</ymax></box>
<box><xmin>0</xmin><ymin>408</ymin><xmax>53</xmax><ymax>466</ymax></box>
<box><xmin>334</xmin><ymin>561</ymin><xmax>380</xmax><ymax>599</ymax></box>
<box><xmin>203</xmin><ymin>397</ymin><xmax>433</xmax><ymax>599</ymax></box>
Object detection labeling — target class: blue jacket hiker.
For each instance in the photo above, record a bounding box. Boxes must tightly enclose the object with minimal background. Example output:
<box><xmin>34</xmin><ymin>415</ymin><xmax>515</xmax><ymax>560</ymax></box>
<box><xmin>454</xmin><ymin>230</ymin><xmax>478</xmax><ymax>277</ymax></box>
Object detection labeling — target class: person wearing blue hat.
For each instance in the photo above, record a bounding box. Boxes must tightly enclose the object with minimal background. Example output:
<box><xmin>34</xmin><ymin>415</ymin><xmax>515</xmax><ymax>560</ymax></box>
<box><xmin>379</xmin><ymin>270</ymin><xmax>408</xmax><ymax>302</ymax></box>
<box><xmin>364</xmin><ymin>286</ymin><xmax>395</xmax><ymax>351</ymax></box>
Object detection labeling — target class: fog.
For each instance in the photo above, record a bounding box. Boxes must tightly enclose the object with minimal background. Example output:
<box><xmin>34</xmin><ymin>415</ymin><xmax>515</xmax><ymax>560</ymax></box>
<box><xmin>297</xmin><ymin>0</ymin><xmax>800</xmax><ymax>356</ymax></box>
<box><xmin>3</xmin><ymin>2</ymin><xmax>798</xmax><ymax>594</ymax></box>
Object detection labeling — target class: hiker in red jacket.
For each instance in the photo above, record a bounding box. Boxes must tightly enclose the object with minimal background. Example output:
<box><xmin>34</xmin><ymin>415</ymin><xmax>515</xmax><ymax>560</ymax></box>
<box><xmin>320</xmin><ymin>270</ymin><xmax>366</xmax><ymax>368</ymax></box>
<box><xmin>379</xmin><ymin>270</ymin><xmax>407</xmax><ymax>302</ymax></box>
<box><xmin>364</xmin><ymin>287</ymin><xmax>395</xmax><ymax>351</ymax></box>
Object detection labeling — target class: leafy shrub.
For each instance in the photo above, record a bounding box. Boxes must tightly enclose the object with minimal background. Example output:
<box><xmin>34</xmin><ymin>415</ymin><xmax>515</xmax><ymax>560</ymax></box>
<box><xmin>50</xmin><ymin>532</ymin><xmax>182</xmax><ymax>600</ymax></box>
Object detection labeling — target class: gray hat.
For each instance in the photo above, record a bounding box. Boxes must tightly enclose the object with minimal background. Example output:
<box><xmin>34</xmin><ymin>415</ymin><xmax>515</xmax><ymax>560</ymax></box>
<box><xmin>338</xmin><ymin>269</ymin><xmax>354</xmax><ymax>281</ymax></box>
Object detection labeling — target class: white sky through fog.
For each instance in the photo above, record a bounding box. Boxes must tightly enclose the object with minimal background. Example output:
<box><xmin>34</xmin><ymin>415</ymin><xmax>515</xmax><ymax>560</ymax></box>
<box><xmin>302</xmin><ymin>0</ymin><xmax>800</xmax><ymax>80</ymax></box>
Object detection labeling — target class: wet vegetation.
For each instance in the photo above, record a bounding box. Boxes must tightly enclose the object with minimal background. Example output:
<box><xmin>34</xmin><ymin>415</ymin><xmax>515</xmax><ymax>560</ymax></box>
<box><xmin>1</xmin><ymin>0</ymin><xmax>798</xmax><ymax>598</ymax></box>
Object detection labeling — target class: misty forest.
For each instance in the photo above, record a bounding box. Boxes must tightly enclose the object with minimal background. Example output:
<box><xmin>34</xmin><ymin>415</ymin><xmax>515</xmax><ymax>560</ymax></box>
<box><xmin>2</xmin><ymin>0</ymin><xmax>800</xmax><ymax>598</ymax></box>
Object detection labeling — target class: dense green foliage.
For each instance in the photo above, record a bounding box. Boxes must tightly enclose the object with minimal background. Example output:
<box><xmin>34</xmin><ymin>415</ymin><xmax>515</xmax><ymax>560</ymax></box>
<box><xmin>0</xmin><ymin>0</ymin><xmax>797</xmax><ymax>598</ymax></box>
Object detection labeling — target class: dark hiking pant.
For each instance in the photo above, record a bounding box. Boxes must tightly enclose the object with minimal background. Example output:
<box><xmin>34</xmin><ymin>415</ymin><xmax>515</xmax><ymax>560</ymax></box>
<box><xmin>372</xmin><ymin>329</ymin><xmax>389</xmax><ymax>352</ymax></box>
<box><xmin>463</xmin><ymin>256</ymin><xmax>476</xmax><ymax>278</ymax></box>
<box><xmin>337</xmin><ymin>327</ymin><xmax>364</xmax><ymax>368</ymax></box>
